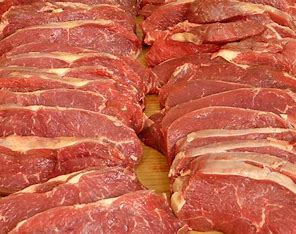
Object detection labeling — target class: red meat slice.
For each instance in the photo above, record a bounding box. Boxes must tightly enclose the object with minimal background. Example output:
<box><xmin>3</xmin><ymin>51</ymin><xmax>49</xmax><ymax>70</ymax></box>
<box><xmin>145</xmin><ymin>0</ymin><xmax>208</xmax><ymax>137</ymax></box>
<box><xmin>0</xmin><ymin>0</ymin><xmax>141</xmax><ymax>16</ymax></box>
<box><xmin>0</xmin><ymin>67</ymin><xmax>145</xmax><ymax>102</ymax></box>
<box><xmin>171</xmin><ymin>153</ymin><xmax>296</xmax><ymax>233</ymax></box>
<box><xmin>151</xmin><ymin>53</ymin><xmax>226</xmax><ymax>86</ymax></box>
<box><xmin>162</xmin><ymin>88</ymin><xmax>296</xmax><ymax>133</ymax></box>
<box><xmin>0</xmin><ymin>89</ymin><xmax>144</xmax><ymax>133</ymax></box>
<box><xmin>142</xmin><ymin>0</ymin><xmax>193</xmax><ymax>45</ymax></box>
<box><xmin>168</xmin><ymin>62</ymin><xmax>296</xmax><ymax>92</ymax></box>
<box><xmin>0</xmin><ymin>2</ymin><xmax>135</xmax><ymax>38</ymax></box>
<box><xmin>0</xmin><ymin>167</ymin><xmax>143</xmax><ymax>232</ymax></box>
<box><xmin>160</xmin><ymin>80</ymin><xmax>250</xmax><ymax>108</ymax></box>
<box><xmin>0</xmin><ymin>136</ymin><xmax>143</xmax><ymax>194</ymax></box>
<box><xmin>215</xmin><ymin>38</ymin><xmax>296</xmax><ymax>75</ymax></box>
<box><xmin>171</xmin><ymin>139</ymin><xmax>296</xmax><ymax>179</ymax></box>
<box><xmin>0</xmin><ymin>52</ymin><xmax>152</xmax><ymax>95</ymax></box>
<box><xmin>188</xmin><ymin>0</ymin><xmax>296</xmax><ymax>29</ymax></box>
<box><xmin>146</xmin><ymin>39</ymin><xmax>220</xmax><ymax>66</ymax></box>
<box><xmin>10</xmin><ymin>190</ymin><xmax>187</xmax><ymax>233</ymax></box>
<box><xmin>169</xmin><ymin>20</ymin><xmax>266</xmax><ymax>44</ymax></box>
<box><xmin>141</xmin><ymin>107</ymin><xmax>291</xmax><ymax>163</ymax></box>
<box><xmin>0</xmin><ymin>20</ymin><xmax>141</xmax><ymax>57</ymax></box>
<box><xmin>0</xmin><ymin>105</ymin><xmax>143</xmax><ymax>160</ymax></box>
<box><xmin>176</xmin><ymin>128</ymin><xmax>296</xmax><ymax>153</ymax></box>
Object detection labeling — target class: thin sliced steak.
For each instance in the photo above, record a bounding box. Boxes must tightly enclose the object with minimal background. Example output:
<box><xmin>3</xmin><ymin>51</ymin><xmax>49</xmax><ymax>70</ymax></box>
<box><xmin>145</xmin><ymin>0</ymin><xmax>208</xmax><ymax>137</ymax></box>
<box><xmin>0</xmin><ymin>167</ymin><xmax>143</xmax><ymax>233</ymax></box>
<box><xmin>0</xmin><ymin>89</ymin><xmax>144</xmax><ymax>133</ymax></box>
<box><xmin>0</xmin><ymin>20</ymin><xmax>141</xmax><ymax>57</ymax></box>
<box><xmin>10</xmin><ymin>190</ymin><xmax>187</xmax><ymax>233</ymax></box>
<box><xmin>0</xmin><ymin>2</ymin><xmax>135</xmax><ymax>38</ymax></box>
<box><xmin>0</xmin><ymin>135</ymin><xmax>143</xmax><ymax>194</ymax></box>
<box><xmin>171</xmin><ymin>153</ymin><xmax>296</xmax><ymax>233</ymax></box>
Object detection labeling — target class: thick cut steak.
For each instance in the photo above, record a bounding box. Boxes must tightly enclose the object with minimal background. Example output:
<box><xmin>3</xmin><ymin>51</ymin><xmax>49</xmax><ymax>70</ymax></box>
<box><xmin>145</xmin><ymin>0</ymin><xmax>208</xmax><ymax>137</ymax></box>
<box><xmin>0</xmin><ymin>20</ymin><xmax>141</xmax><ymax>57</ymax></box>
<box><xmin>0</xmin><ymin>2</ymin><xmax>135</xmax><ymax>38</ymax></box>
<box><xmin>0</xmin><ymin>135</ymin><xmax>142</xmax><ymax>194</ymax></box>
<box><xmin>0</xmin><ymin>167</ymin><xmax>143</xmax><ymax>233</ymax></box>
<box><xmin>0</xmin><ymin>89</ymin><xmax>144</xmax><ymax>133</ymax></box>
<box><xmin>171</xmin><ymin>153</ymin><xmax>296</xmax><ymax>233</ymax></box>
<box><xmin>10</xmin><ymin>190</ymin><xmax>186</xmax><ymax>233</ymax></box>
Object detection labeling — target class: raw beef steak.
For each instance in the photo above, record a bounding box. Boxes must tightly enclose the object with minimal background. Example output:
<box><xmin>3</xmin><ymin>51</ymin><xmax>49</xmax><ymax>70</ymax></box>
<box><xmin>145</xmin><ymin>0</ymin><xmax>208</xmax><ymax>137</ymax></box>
<box><xmin>0</xmin><ymin>52</ymin><xmax>152</xmax><ymax>95</ymax></box>
<box><xmin>0</xmin><ymin>89</ymin><xmax>144</xmax><ymax>132</ymax></box>
<box><xmin>176</xmin><ymin>128</ymin><xmax>296</xmax><ymax>153</ymax></box>
<box><xmin>0</xmin><ymin>135</ymin><xmax>143</xmax><ymax>194</ymax></box>
<box><xmin>10</xmin><ymin>191</ymin><xmax>187</xmax><ymax>233</ymax></box>
<box><xmin>0</xmin><ymin>167</ymin><xmax>143</xmax><ymax>233</ymax></box>
<box><xmin>0</xmin><ymin>105</ymin><xmax>143</xmax><ymax>160</ymax></box>
<box><xmin>171</xmin><ymin>153</ymin><xmax>296</xmax><ymax>233</ymax></box>
<box><xmin>0</xmin><ymin>0</ymin><xmax>141</xmax><ymax>16</ymax></box>
<box><xmin>0</xmin><ymin>2</ymin><xmax>135</xmax><ymax>38</ymax></box>
<box><xmin>171</xmin><ymin>139</ymin><xmax>296</xmax><ymax>179</ymax></box>
<box><xmin>0</xmin><ymin>20</ymin><xmax>141</xmax><ymax>57</ymax></box>
<box><xmin>160</xmin><ymin>79</ymin><xmax>251</xmax><ymax>108</ymax></box>
<box><xmin>161</xmin><ymin>88</ymin><xmax>296</xmax><ymax>130</ymax></box>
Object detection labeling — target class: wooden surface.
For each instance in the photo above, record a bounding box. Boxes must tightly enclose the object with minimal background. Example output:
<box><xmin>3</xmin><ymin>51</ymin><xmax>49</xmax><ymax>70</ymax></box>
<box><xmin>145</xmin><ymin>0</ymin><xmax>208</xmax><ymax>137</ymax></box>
<box><xmin>136</xmin><ymin>95</ymin><xmax>170</xmax><ymax>194</ymax></box>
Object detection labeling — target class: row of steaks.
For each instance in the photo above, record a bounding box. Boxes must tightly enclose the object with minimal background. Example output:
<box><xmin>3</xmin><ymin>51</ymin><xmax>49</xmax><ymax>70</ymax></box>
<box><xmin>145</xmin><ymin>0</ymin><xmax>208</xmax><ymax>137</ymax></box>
<box><xmin>140</xmin><ymin>0</ymin><xmax>296</xmax><ymax>233</ymax></box>
<box><xmin>0</xmin><ymin>1</ymin><xmax>187</xmax><ymax>233</ymax></box>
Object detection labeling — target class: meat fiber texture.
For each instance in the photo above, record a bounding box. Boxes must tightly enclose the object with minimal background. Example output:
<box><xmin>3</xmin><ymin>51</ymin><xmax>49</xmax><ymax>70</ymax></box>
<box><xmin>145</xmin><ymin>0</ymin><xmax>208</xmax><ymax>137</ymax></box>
<box><xmin>0</xmin><ymin>167</ymin><xmax>144</xmax><ymax>233</ymax></box>
<box><xmin>10</xmin><ymin>190</ymin><xmax>187</xmax><ymax>233</ymax></box>
<box><xmin>141</xmin><ymin>0</ymin><xmax>296</xmax><ymax>66</ymax></box>
<box><xmin>0</xmin><ymin>2</ymin><xmax>136</xmax><ymax>38</ymax></box>
<box><xmin>0</xmin><ymin>50</ymin><xmax>154</xmax><ymax>96</ymax></box>
<box><xmin>0</xmin><ymin>135</ymin><xmax>144</xmax><ymax>194</ymax></box>
<box><xmin>171</xmin><ymin>153</ymin><xmax>296</xmax><ymax>233</ymax></box>
<box><xmin>140</xmin><ymin>106</ymin><xmax>293</xmax><ymax>164</ymax></box>
<box><xmin>0</xmin><ymin>0</ymin><xmax>141</xmax><ymax>16</ymax></box>
<box><xmin>0</xmin><ymin>20</ymin><xmax>141</xmax><ymax>58</ymax></box>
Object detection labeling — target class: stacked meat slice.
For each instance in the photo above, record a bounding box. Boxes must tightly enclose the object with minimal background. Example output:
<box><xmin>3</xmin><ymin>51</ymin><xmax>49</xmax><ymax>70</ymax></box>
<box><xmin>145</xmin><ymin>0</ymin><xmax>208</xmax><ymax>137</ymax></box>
<box><xmin>0</xmin><ymin>1</ymin><xmax>186</xmax><ymax>233</ymax></box>
<box><xmin>141</xmin><ymin>0</ymin><xmax>296</xmax><ymax>233</ymax></box>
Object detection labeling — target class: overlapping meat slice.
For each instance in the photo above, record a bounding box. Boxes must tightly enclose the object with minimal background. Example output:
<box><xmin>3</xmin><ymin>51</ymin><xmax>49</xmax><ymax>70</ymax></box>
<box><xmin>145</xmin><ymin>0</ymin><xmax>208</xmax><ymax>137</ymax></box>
<box><xmin>10</xmin><ymin>190</ymin><xmax>186</xmax><ymax>233</ymax></box>
<box><xmin>171</xmin><ymin>138</ymin><xmax>296</xmax><ymax>179</ymax></box>
<box><xmin>162</xmin><ymin>88</ymin><xmax>296</xmax><ymax>130</ymax></box>
<box><xmin>141</xmin><ymin>107</ymin><xmax>292</xmax><ymax>163</ymax></box>
<box><xmin>0</xmin><ymin>0</ymin><xmax>141</xmax><ymax>16</ymax></box>
<box><xmin>0</xmin><ymin>88</ymin><xmax>145</xmax><ymax>133</ymax></box>
<box><xmin>146</xmin><ymin>39</ymin><xmax>220</xmax><ymax>66</ymax></box>
<box><xmin>0</xmin><ymin>167</ymin><xmax>143</xmax><ymax>232</ymax></box>
<box><xmin>215</xmin><ymin>38</ymin><xmax>296</xmax><ymax>75</ymax></box>
<box><xmin>160</xmin><ymin>62</ymin><xmax>296</xmax><ymax>106</ymax></box>
<box><xmin>0</xmin><ymin>105</ymin><xmax>142</xmax><ymax>161</ymax></box>
<box><xmin>0</xmin><ymin>2</ymin><xmax>135</xmax><ymax>38</ymax></box>
<box><xmin>150</xmin><ymin>53</ymin><xmax>226</xmax><ymax>86</ymax></box>
<box><xmin>0</xmin><ymin>20</ymin><xmax>141</xmax><ymax>57</ymax></box>
<box><xmin>142</xmin><ymin>0</ymin><xmax>193</xmax><ymax>45</ymax></box>
<box><xmin>0</xmin><ymin>51</ymin><xmax>152</xmax><ymax>95</ymax></box>
<box><xmin>0</xmin><ymin>136</ymin><xmax>143</xmax><ymax>194</ymax></box>
<box><xmin>161</xmin><ymin>80</ymin><xmax>250</xmax><ymax>108</ymax></box>
<box><xmin>171</xmin><ymin>153</ymin><xmax>296</xmax><ymax>233</ymax></box>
